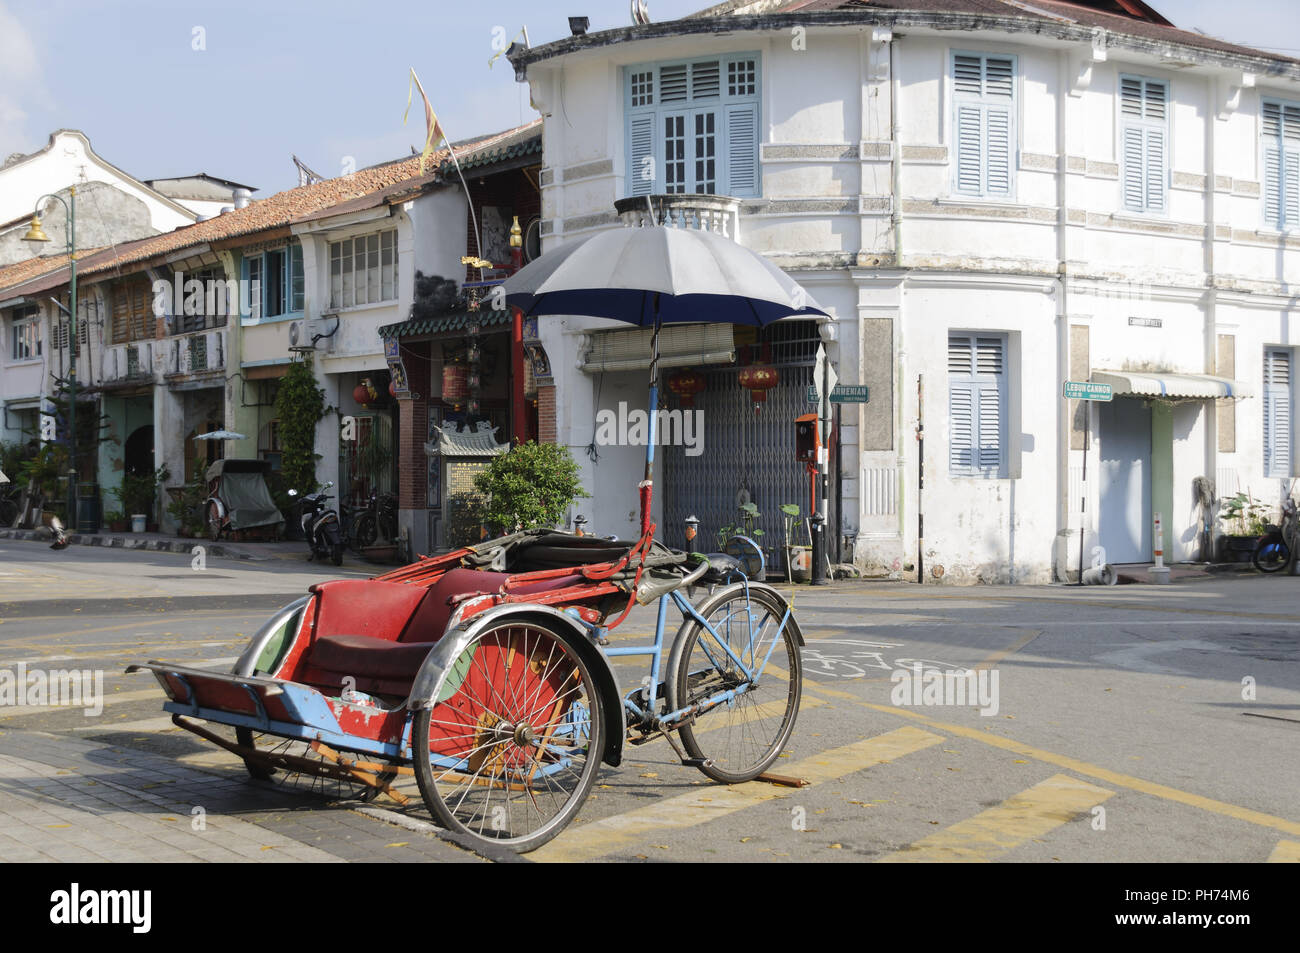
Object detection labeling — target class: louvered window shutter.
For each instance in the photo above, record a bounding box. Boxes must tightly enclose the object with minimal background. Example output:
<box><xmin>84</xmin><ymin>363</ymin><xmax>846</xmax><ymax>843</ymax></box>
<box><xmin>956</xmin><ymin>105</ymin><xmax>983</xmax><ymax>194</ymax></box>
<box><xmin>1121</xmin><ymin>77</ymin><xmax>1167</xmax><ymax>213</ymax></box>
<box><xmin>629</xmin><ymin>113</ymin><xmax>655</xmax><ymax>195</ymax></box>
<box><xmin>1265</xmin><ymin>348</ymin><xmax>1292</xmax><ymax>477</ymax></box>
<box><xmin>1265</xmin><ymin>147</ymin><xmax>1283</xmax><ymax>226</ymax></box>
<box><xmin>949</xmin><ymin>333</ymin><xmax>1006</xmax><ymax>475</ymax></box>
<box><xmin>952</xmin><ymin>53</ymin><xmax>1015</xmax><ymax>198</ymax></box>
<box><xmin>725</xmin><ymin>103</ymin><xmax>759</xmax><ymax>197</ymax></box>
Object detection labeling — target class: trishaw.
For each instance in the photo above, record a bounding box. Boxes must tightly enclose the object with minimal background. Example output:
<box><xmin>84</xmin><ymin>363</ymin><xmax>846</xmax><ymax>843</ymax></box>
<box><xmin>130</xmin><ymin>220</ymin><xmax>826</xmax><ymax>852</ymax></box>
<box><xmin>203</xmin><ymin>458</ymin><xmax>286</xmax><ymax>542</ymax></box>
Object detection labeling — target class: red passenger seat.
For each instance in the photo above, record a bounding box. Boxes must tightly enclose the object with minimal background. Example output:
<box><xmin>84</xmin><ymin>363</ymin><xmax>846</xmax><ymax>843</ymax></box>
<box><xmin>303</xmin><ymin>568</ymin><xmax>584</xmax><ymax>694</ymax></box>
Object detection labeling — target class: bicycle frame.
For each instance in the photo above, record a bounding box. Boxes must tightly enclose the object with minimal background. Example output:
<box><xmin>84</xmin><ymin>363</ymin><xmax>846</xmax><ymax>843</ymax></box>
<box><xmin>613</xmin><ymin>582</ymin><xmax>793</xmax><ymax>730</ymax></box>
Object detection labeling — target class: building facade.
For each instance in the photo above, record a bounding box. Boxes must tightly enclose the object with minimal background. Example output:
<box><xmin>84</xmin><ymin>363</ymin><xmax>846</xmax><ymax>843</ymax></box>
<box><xmin>510</xmin><ymin>0</ymin><xmax>1300</xmax><ymax>582</ymax></box>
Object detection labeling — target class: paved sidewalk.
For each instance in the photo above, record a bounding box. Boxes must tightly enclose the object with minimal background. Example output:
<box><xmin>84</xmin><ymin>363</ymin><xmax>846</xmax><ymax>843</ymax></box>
<box><xmin>0</xmin><ymin>525</ymin><xmax>392</xmax><ymax>568</ymax></box>
<box><xmin>0</xmin><ymin>729</ymin><xmax>481</xmax><ymax>863</ymax></box>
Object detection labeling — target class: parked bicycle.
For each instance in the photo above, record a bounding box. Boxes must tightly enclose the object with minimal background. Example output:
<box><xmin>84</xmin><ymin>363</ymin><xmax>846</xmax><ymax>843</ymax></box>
<box><xmin>349</xmin><ymin>489</ymin><xmax>398</xmax><ymax>553</ymax></box>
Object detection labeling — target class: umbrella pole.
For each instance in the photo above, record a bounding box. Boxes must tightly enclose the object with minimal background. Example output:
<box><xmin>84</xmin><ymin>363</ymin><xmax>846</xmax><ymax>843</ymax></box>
<box><xmin>639</xmin><ymin>306</ymin><xmax>661</xmax><ymax>540</ymax></box>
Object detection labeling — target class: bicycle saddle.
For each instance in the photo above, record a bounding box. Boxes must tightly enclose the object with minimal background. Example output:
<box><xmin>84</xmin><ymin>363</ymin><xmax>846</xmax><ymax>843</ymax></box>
<box><xmin>699</xmin><ymin>553</ymin><xmax>743</xmax><ymax>584</ymax></box>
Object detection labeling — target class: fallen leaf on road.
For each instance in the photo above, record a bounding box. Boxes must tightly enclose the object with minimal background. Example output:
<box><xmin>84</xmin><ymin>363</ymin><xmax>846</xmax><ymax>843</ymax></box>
<box><xmin>929</xmin><ymin>821</ymin><xmax>939</xmax><ymax>825</ymax></box>
<box><xmin>829</xmin><ymin>843</ymin><xmax>842</xmax><ymax>849</ymax></box>
<box><xmin>385</xmin><ymin>842</ymin><xmax>408</xmax><ymax>848</ymax></box>
<box><xmin>639</xmin><ymin>772</ymin><xmax>658</xmax><ymax>779</ymax></box>
<box><xmin>740</xmin><ymin>837</ymin><xmax>752</xmax><ymax>843</ymax></box>
<box><xmin>260</xmin><ymin>845</ymin><xmax>279</xmax><ymax>851</ymax></box>
<box><xmin>1013</xmin><ymin>759</ymin><xmax>1028</xmax><ymax>764</ymax></box>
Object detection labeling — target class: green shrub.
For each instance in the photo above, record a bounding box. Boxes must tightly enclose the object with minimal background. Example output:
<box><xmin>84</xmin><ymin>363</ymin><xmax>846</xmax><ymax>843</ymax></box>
<box><xmin>472</xmin><ymin>441</ymin><xmax>589</xmax><ymax>533</ymax></box>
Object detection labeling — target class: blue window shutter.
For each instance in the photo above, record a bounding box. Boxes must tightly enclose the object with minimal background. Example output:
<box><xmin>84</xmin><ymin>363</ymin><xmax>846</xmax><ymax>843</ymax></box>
<box><xmin>629</xmin><ymin>113</ymin><xmax>655</xmax><ymax>196</ymax></box>
<box><xmin>1122</xmin><ymin>126</ymin><xmax>1145</xmax><ymax>212</ymax></box>
<box><xmin>985</xmin><ymin>107</ymin><xmax>1012</xmax><ymax>195</ymax></box>
<box><xmin>1285</xmin><ymin>151</ymin><xmax>1300</xmax><ymax>228</ymax></box>
<box><xmin>955</xmin><ymin>104</ymin><xmax>983</xmax><ymax>194</ymax></box>
<box><xmin>1145</xmin><ymin>128</ymin><xmax>1166</xmax><ymax>212</ymax></box>
<box><xmin>725</xmin><ymin>102</ymin><xmax>759</xmax><ymax>197</ymax></box>
<box><xmin>977</xmin><ymin>384</ymin><xmax>1002</xmax><ymax>470</ymax></box>
<box><xmin>1265</xmin><ymin>147</ymin><xmax>1283</xmax><ymax>226</ymax></box>
<box><xmin>949</xmin><ymin>381</ymin><xmax>975</xmax><ymax>471</ymax></box>
<box><xmin>1266</xmin><ymin>349</ymin><xmax>1292</xmax><ymax>477</ymax></box>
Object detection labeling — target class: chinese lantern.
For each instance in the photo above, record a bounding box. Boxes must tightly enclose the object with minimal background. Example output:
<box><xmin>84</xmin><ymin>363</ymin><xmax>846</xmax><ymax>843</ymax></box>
<box><xmin>442</xmin><ymin>364</ymin><xmax>468</xmax><ymax>403</ymax></box>
<box><xmin>353</xmin><ymin>378</ymin><xmax>377</xmax><ymax>408</ymax></box>
<box><xmin>388</xmin><ymin>379</ymin><xmax>397</xmax><ymax>398</ymax></box>
<box><xmin>738</xmin><ymin>364</ymin><xmax>778</xmax><ymax>413</ymax></box>
<box><xmin>667</xmin><ymin>369</ymin><xmax>707</xmax><ymax>407</ymax></box>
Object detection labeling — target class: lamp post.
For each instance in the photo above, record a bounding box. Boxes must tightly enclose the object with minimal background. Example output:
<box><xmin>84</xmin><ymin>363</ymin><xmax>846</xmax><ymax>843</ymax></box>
<box><xmin>22</xmin><ymin>188</ymin><xmax>77</xmax><ymax>527</ymax></box>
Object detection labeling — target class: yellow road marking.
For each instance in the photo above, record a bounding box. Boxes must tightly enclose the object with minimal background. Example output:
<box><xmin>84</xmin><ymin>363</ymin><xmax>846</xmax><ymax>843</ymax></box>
<box><xmin>0</xmin><ymin>688</ymin><xmax>163</xmax><ymax>720</ymax></box>
<box><xmin>879</xmin><ymin>773</ymin><xmax>1114</xmax><ymax>862</ymax></box>
<box><xmin>1268</xmin><ymin>840</ymin><xmax>1300</xmax><ymax>862</ymax></box>
<box><xmin>532</xmin><ymin>725</ymin><xmax>945</xmax><ymax>863</ymax></box>
<box><xmin>800</xmin><ymin>680</ymin><xmax>1300</xmax><ymax>839</ymax></box>
<box><xmin>973</xmin><ymin>629</ymin><xmax>1042</xmax><ymax>671</ymax></box>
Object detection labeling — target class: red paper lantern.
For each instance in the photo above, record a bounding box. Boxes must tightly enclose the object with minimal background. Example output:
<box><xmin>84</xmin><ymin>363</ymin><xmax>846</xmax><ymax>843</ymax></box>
<box><xmin>738</xmin><ymin>364</ymin><xmax>778</xmax><ymax>413</ymax></box>
<box><xmin>388</xmin><ymin>379</ymin><xmax>397</xmax><ymax>398</ymax></box>
<box><xmin>353</xmin><ymin>379</ymin><xmax>377</xmax><ymax>407</ymax></box>
<box><xmin>667</xmin><ymin>369</ymin><xmax>707</xmax><ymax>407</ymax></box>
<box><xmin>443</xmin><ymin>364</ymin><xmax>468</xmax><ymax>403</ymax></box>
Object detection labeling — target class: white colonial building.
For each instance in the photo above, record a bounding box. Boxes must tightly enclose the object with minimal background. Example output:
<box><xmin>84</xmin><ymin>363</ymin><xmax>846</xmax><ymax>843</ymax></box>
<box><xmin>509</xmin><ymin>0</ymin><xmax>1300</xmax><ymax>582</ymax></box>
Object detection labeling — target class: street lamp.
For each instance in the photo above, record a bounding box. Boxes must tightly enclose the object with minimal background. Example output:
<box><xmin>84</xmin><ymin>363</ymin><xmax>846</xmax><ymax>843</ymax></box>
<box><xmin>22</xmin><ymin>188</ymin><xmax>78</xmax><ymax>528</ymax></box>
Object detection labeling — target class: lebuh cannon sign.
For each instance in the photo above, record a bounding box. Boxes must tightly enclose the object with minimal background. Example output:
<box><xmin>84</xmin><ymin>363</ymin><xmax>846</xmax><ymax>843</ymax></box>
<box><xmin>1062</xmin><ymin>380</ymin><xmax>1113</xmax><ymax>401</ymax></box>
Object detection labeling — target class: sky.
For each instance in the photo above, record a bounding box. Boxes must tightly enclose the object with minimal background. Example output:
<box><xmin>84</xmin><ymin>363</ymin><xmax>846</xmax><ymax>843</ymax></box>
<box><xmin>0</xmin><ymin>0</ymin><xmax>1296</xmax><ymax>197</ymax></box>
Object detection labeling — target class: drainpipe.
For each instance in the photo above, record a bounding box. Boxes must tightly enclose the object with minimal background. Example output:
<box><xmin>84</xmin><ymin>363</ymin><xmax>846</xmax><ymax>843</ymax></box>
<box><xmin>889</xmin><ymin>34</ymin><xmax>902</xmax><ymax>268</ymax></box>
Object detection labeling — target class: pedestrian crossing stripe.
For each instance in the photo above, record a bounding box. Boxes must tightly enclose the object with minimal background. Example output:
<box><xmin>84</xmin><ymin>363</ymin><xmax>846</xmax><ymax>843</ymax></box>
<box><xmin>878</xmin><ymin>773</ymin><xmax>1114</xmax><ymax>862</ymax></box>
<box><xmin>531</xmin><ymin>725</ymin><xmax>946</xmax><ymax>863</ymax></box>
<box><xmin>1268</xmin><ymin>840</ymin><xmax>1300</xmax><ymax>862</ymax></box>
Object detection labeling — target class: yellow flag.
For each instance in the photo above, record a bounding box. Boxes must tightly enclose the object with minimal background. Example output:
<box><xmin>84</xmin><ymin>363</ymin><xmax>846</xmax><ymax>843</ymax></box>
<box><xmin>403</xmin><ymin>68</ymin><xmax>446</xmax><ymax>175</ymax></box>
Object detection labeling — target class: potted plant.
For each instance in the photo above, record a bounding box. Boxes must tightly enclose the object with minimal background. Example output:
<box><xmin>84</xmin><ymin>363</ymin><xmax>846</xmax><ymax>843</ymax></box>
<box><xmin>472</xmin><ymin>441</ymin><xmax>589</xmax><ymax>537</ymax></box>
<box><xmin>112</xmin><ymin>465</ymin><xmax>170</xmax><ymax>532</ymax></box>
<box><xmin>1217</xmin><ymin>491</ymin><xmax>1269</xmax><ymax>562</ymax></box>
<box><xmin>778</xmin><ymin>503</ymin><xmax>812</xmax><ymax>583</ymax></box>
<box><xmin>103</xmin><ymin>510</ymin><xmax>127</xmax><ymax>533</ymax></box>
<box><xmin>165</xmin><ymin>458</ymin><xmax>208</xmax><ymax>538</ymax></box>
<box><xmin>716</xmin><ymin>502</ymin><xmax>767</xmax><ymax>579</ymax></box>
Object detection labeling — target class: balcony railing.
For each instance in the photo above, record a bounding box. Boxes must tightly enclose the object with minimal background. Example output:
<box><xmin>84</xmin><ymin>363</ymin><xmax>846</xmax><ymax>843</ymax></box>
<box><xmin>615</xmin><ymin>194</ymin><xmax>741</xmax><ymax>240</ymax></box>
<box><xmin>166</xmin><ymin>329</ymin><xmax>226</xmax><ymax>377</ymax></box>
<box><xmin>103</xmin><ymin>342</ymin><xmax>155</xmax><ymax>384</ymax></box>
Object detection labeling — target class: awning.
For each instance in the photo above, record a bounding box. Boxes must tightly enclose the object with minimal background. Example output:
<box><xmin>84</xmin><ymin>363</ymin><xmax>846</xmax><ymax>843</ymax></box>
<box><xmin>1091</xmin><ymin>370</ymin><xmax>1252</xmax><ymax>400</ymax></box>
<box><xmin>583</xmin><ymin>323</ymin><xmax>735</xmax><ymax>373</ymax></box>
<box><xmin>378</xmin><ymin>309</ymin><xmax>512</xmax><ymax>340</ymax></box>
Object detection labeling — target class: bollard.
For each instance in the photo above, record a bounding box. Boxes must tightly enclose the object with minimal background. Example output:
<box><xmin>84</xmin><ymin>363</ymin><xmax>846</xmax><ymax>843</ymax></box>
<box><xmin>684</xmin><ymin>514</ymin><xmax>699</xmax><ymax>555</ymax></box>
<box><xmin>1149</xmin><ymin>512</ymin><xmax>1171</xmax><ymax>584</ymax></box>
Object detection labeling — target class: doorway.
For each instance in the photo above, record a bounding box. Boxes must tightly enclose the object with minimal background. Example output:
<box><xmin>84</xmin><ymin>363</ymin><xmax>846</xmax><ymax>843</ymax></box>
<box><xmin>1099</xmin><ymin>398</ymin><xmax>1152</xmax><ymax>564</ymax></box>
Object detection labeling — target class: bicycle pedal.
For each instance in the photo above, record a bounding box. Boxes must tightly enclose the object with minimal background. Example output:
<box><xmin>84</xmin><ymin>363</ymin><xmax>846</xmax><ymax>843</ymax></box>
<box><xmin>680</xmin><ymin>758</ymin><xmax>713</xmax><ymax>768</ymax></box>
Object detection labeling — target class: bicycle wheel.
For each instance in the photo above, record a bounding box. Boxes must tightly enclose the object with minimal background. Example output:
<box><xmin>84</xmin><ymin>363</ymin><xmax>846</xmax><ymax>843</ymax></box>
<box><xmin>666</xmin><ymin>584</ymin><xmax>801</xmax><ymax>784</ymax></box>
<box><xmin>233</xmin><ymin>727</ymin><xmax>390</xmax><ymax>800</ymax></box>
<box><xmin>206</xmin><ymin>502</ymin><xmax>223</xmax><ymax>541</ymax></box>
<box><xmin>412</xmin><ymin>620</ymin><xmax>604</xmax><ymax>853</ymax></box>
<box><xmin>1253</xmin><ymin>532</ymin><xmax>1289</xmax><ymax>573</ymax></box>
<box><xmin>353</xmin><ymin>512</ymin><xmax>377</xmax><ymax>550</ymax></box>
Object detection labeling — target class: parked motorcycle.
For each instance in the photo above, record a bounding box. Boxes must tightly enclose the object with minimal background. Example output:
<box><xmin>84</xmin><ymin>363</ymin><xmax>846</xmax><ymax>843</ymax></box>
<box><xmin>288</xmin><ymin>482</ymin><xmax>344</xmax><ymax>566</ymax></box>
<box><xmin>1253</xmin><ymin>495</ymin><xmax>1298</xmax><ymax>573</ymax></box>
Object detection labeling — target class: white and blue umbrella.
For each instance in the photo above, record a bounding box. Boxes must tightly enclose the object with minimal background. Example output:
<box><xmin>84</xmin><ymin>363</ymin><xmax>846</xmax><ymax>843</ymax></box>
<box><xmin>503</xmin><ymin>223</ymin><xmax>829</xmax><ymax>538</ymax></box>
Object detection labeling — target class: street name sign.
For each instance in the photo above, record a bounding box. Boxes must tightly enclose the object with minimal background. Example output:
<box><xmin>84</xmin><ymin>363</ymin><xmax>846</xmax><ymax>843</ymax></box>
<box><xmin>1062</xmin><ymin>381</ymin><xmax>1113</xmax><ymax>401</ymax></box>
<box><xmin>829</xmin><ymin>385</ymin><xmax>869</xmax><ymax>403</ymax></box>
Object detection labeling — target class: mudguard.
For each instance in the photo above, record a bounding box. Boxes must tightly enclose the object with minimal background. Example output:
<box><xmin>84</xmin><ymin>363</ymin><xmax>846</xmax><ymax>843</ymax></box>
<box><xmin>407</xmin><ymin>602</ymin><xmax>626</xmax><ymax>767</ymax></box>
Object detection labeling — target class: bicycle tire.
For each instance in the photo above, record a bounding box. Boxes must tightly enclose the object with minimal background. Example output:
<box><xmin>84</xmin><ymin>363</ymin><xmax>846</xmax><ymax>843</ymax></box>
<box><xmin>412</xmin><ymin>620</ymin><xmax>604</xmax><ymax>853</ymax></box>
<box><xmin>353</xmin><ymin>512</ymin><xmax>378</xmax><ymax>550</ymax></box>
<box><xmin>665</xmin><ymin>583</ymin><xmax>802</xmax><ymax>784</ymax></box>
<box><xmin>1254</xmin><ymin>531</ymin><xmax>1290</xmax><ymax>573</ymax></box>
